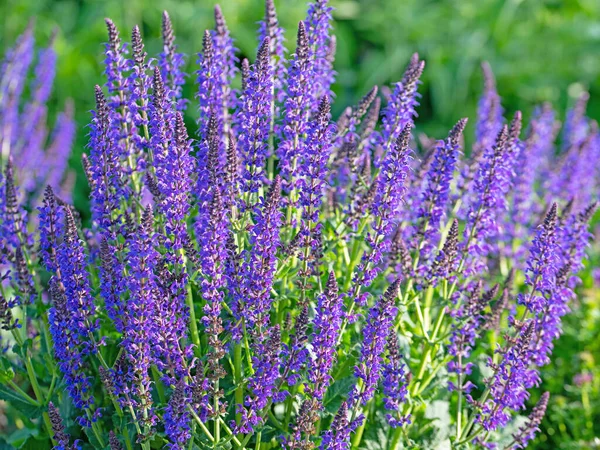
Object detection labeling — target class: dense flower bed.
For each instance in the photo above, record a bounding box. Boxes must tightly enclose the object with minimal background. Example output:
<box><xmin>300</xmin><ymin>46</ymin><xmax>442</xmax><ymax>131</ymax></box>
<box><xmin>0</xmin><ymin>1</ymin><xmax>598</xmax><ymax>449</ymax></box>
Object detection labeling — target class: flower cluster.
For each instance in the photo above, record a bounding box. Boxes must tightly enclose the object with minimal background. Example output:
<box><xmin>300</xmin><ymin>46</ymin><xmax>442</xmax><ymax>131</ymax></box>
<box><xmin>1</xmin><ymin>2</ymin><xmax>599</xmax><ymax>450</ymax></box>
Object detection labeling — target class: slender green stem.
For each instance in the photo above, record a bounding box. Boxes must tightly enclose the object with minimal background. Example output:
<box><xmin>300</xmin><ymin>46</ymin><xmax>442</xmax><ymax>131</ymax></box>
<box><xmin>188</xmin><ymin>405</ymin><xmax>215</xmax><ymax>442</ymax></box>
<box><xmin>186</xmin><ymin>285</ymin><xmax>201</xmax><ymax>354</ymax></box>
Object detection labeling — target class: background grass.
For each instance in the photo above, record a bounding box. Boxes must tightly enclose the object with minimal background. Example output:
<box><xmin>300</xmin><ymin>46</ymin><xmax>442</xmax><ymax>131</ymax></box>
<box><xmin>2</xmin><ymin>0</ymin><xmax>600</xmax><ymax>448</ymax></box>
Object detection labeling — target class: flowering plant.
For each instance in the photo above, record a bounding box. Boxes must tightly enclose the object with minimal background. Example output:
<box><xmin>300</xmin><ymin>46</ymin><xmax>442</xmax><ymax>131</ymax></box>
<box><xmin>0</xmin><ymin>1</ymin><xmax>598</xmax><ymax>449</ymax></box>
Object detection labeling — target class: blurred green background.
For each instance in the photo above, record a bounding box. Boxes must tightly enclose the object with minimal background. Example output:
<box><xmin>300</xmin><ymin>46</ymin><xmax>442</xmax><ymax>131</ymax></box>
<box><xmin>2</xmin><ymin>0</ymin><xmax>600</xmax><ymax>448</ymax></box>
<box><xmin>2</xmin><ymin>0</ymin><xmax>600</xmax><ymax>151</ymax></box>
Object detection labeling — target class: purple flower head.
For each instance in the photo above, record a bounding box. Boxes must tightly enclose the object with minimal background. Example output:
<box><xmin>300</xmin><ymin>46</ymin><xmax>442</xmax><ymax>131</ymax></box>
<box><xmin>518</xmin><ymin>203</ymin><xmax>558</xmax><ymax>314</ymax></box>
<box><xmin>297</xmin><ymin>96</ymin><xmax>335</xmax><ymax>225</ymax></box>
<box><xmin>104</xmin><ymin>18</ymin><xmax>137</xmax><ymax>169</ymax></box>
<box><xmin>259</xmin><ymin>0</ymin><xmax>286</xmax><ymax>102</ymax></box>
<box><xmin>99</xmin><ymin>236</ymin><xmax>125</xmax><ymax>333</ymax></box>
<box><xmin>304</xmin><ymin>0</ymin><xmax>335</xmax><ymax>111</ymax></box>
<box><xmin>512</xmin><ymin>104</ymin><xmax>556</xmax><ymax>246</ymax></box>
<box><xmin>309</xmin><ymin>271</ymin><xmax>343</xmax><ymax>399</ymax></box>
<box><xmin>196</xmin><ymin>24</ymin><xmax>231</xmax><ymax>159</ymax></box>
<box><xmin>14</xmin><ymin>37</ymin><xmax>57</xmax><ymax>187</ymax></box>
<box><xmin>448</xmin><ymin>283</ymin><xmax>498</xmax><ymax>380</ymax></box>
<box><xmin>277</xmin><ymin>21</ymin><xmax>312</xmax><ymax>185</ymax></box>
<box><xmin>319</xmin><ymin>401</ymin><xmax>351</xmax><ymax>450</ymax></box>
<box><xmin>462</xmin><ymin>125</ymin><xmax>510</xmax><ymax>275</ymax></box>
<box><xmin>562</xmin><ymin>91</ymin><xmax>589</xmax><ymax>150</ymax></box>
<box><xmin>43</xmin><ymin>101</ymin><xmax>76</xmax><ymax>197</ymax></box>
<box><xmin>122</xmin><ymin>206</ymin><xmax>159</xmax><ymax>426</ymax></box>
<box><xmin>426</xmin><ymin>218</ymin><xmax>460</xmax><ymax>285</ymax></box>
<box><xmin>480</xmin><ymin>321</ymin><xmax>539</xmax><ymax>431</ymax></box>
<box><xmin>236</xmin><ymin>176</ymin><xmax>282</xmax><ymax>333</ymax></box>
<box><xmin>157</xmin><ymin>111</ymin><xmax>194</xmax><ymax>252</ymax></box>
<box><xmin>239</xmin><ymin>325</ymin><xmax>286</xmax><ymax>433</ymax></box>
<box><xmin>0</xmin><ymin>25</ymin><xmax>34</xmax><ymax>153</ymax></box>
<box><xmin>238</xmin><ymin>38</ymin><xmax>273</xmax><ymax>198</ymax></box>
<box><xmin>356</xmin><ymin>125</ymin><xmax>412</xmax><ymax>292</ymax></box>
<box><xmin>49</xmin><ymin>207</ymin><xmax>99</xmax><ymax>413</ymax></box>
<box><xmin>284</xmin><ymin>304</ymin><xmax>310</xmax><ymax>385</ymax></box>
<box><xmin>354</xmin><ymin>280</ymin><xmax>400</xmax><ymax>405</ymax></box>
<box><xmin>509</xmin><ymin>392</ymin><xmax>549</xmax><ymax>449</ymax></box>
<box><xmin>164</xmin><ymin>378</ymin><xmax>192</xmax><ymax>449</ymax></box>
<box><xmin>160</xmin><ymin>11</ymin><xmax>187</xmax><ymax>111</ymax></box>
<box><xmin>382</xmin><ymin>331</ymin><xmax>411</xmax><ymax>428</ymax></box>
<box><xmin>1</xmin><ymin>158</ymin><xmax>29</xmax><ymax>253</ymax></box>
<box><xmin>376</xmin><ymin>54</ymin><xmax>424</xmax><ymax>163</ymax></box>
<box><xmin>48</xmin><ymin>402</ymin><xmax>76</xmax><ymax>450</ymax></box>
<box><xmin>413</xmin><ymin>118</ymin><xmax>467</xmax><ymax>257</ymax></box>
<box><xmin>474</xmin><ymin>62</ymin><xmax>503</xmax><ymax>156</ymax></box>
<box><xmin>128</xmin><ymin>25</ymin><xmax>152</xmax><ymax>161</ymax></box>
<box><xmin>87</xmin><ymin>85</ymin><xmax>125</xmax><ymax>232</ymax></box>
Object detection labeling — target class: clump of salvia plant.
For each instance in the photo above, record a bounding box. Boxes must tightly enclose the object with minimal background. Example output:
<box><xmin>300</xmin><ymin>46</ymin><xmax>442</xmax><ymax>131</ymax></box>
<box><xmin>0</xmin><ymin>1</ymin><xmax>598</xmax><ymax>449</ymax></box>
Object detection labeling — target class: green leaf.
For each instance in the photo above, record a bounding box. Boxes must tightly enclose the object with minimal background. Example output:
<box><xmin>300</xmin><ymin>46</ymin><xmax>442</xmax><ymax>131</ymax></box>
<box><xmin>0</xmin><ymin>385</ymin><xmax>42</xmax><ymax>418</ymax></box>
<box><xmin>323</xmin><ymin>377</ymin><xmax>354</xmax><ymax>414</ymax></box>
<box><xmin>0</xmin><ymin>367</ymin><xmax>15</xmax><ymax>383</ymax></box>
<box><xmin>18</xmin><ymin>436</ymin><xmax>51</xmax><ymax>450</ymax></box>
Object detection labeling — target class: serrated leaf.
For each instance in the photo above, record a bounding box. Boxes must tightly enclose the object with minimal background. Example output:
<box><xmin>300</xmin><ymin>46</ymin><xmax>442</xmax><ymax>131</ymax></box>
<box><xmin>323</xmin><ymin>377</ymin><xmax>354</xmax><ymax>414</ymax></box>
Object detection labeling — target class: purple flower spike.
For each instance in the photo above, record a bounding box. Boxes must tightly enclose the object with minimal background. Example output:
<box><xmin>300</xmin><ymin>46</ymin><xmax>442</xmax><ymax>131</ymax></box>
<box><xmin>0</xmin><ymin>25</ymin><xmax>34</xmax><ymax>153</ymax></box>
<box><xmin>474</xmin><ymin>62</ymin><xmax>503</xmax><ymax>156</ymax></box>
<box><xmin>354</xmin><ymin>280</ymin><xmax>400</xmax><ymax>405</ymax></box>
<box><xmin>160</xmin><ymin>11</ymin><xmax>187</xmax><ymax>112</ymax></box>
<box><xmin>259</xmin><ymin>0</ymin><xmax>286</xmax><ymax>102</ymax></box>
<box><xmin>160</xmin><ymin>112</ymin><xmax>193</xmax><ymax>252</ymax></box>
<box><xmin>382</xmin><ymin>331</ymin><xmax>411</xmax><ymax>428</ymax></box>
<box><xmin>304</xmin><ymin>0</ymin><xmax>335</xmax><ymax>111</ymax></box>
<box><xmin>122</xmin><ymin>206</ymin><xmax>159</xmax><ymax>427</ymax></box>
<box><xmin>512</xmin><ymin>105</ymin><xmax>556</xmax><ymax>248</ymax></box>
<box><xmin>356</xmin><ymin>125</ymin><xmax>412</xmax><ymax>292</ymax></box>
<box><xmin>462</xmin><ymin>125</ymin><xmax>510</xmax><ymax>275</ymax></box>
<box><xmin>238</xmin><ymin>38</ymin><xmax>273</xmax><ymax>198</ymax></box>
<box><xmin>518</xmin><ymin>203</ymin><xmax>558</xmax><ymax>315</ymax></box>
<box><xmin>87</xmin><ymin>85</ymin><xmax>125</xmax><ymax>232</ymax></box>
<box><xmin>309</xmin><ymin>271</ymin><xmax>343</xmax><ymax>399</ymax></box>
<box><xmin>278</xmin><ymin>21</ymin><xmax>312</xmax><ymax>185</ymax></box>
<box><xmin>236</xmin><ymin>176</ymin><xmax>282</xmax><ymax>334</ymax></box>
<box><xmin>49</xmin><ymin>208</ymin><xmax>98</xmax><ymax>413</ymax></box>
<box><xmin>297</xmin><ymin>96</ymin><xmax>335</xmax><ymax>225</ymax></box>
<box><xmin>376</xmin><ymin>54</ymin><xmax>424</xmax><ymax>164</ymax></box>
<box><xmin>509</xmin><ymin>392</ymin><xmax>549</xmax><ymax>449</ymax></box>
<box><xmin>38</xmin><ymin>186</ymin><xmax>64</xmax><ymax>273</ymax></box>
<box><xmin>414</xmin><ymin>118</ymin><xmax>467</xmax><ymax>257</ymax></box>
<box><xmin>164</xmin><ymin>378</ymin><xmax>192</xmax><ymax>449</ymax></box>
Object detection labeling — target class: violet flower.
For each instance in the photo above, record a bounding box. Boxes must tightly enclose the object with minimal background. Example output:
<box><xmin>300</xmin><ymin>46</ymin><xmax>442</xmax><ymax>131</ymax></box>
<box><xmin>304</xmin><ymin>0</ymin><xmax>335</xmax><ymax>111</ymax></box>
<box><xmin>160</xmin><ymin>12</ymin><xmax>187</xmax><ymax>112</ymax></box>
<box><xmin>238</xmin><ymin>38</ymin><xmax>273</xmax><ymax>198</ymax></box>
<box><xmin>259</xmin><ymin>0</ymin><xmax>286</xmax><ymax>103</ymax></box>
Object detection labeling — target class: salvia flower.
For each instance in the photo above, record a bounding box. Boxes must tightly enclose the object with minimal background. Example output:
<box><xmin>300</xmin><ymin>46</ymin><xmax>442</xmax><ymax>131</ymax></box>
<box><xmin>509</xmin><ymin>392</ymin><xmax>549</xmax><ymax>449</ymax></box>
<box><xmin>353</xmin><ymin>280</ymin><xmax>400</xmax><ymax>405</ymax></box>
<box><xmin>259</xmin><ymin>0</ymin><xmax>287</xmax><ymax>102</ymax></box>
<box><xmin>382</xmin><ymin>331</ymin><xmax>411</xmax><ymax>428</ymax></box>
<box><xmin>164</xmin><ymin>378</ymin><xmax>192</xmax><ymax>449</ymax></box>
<box><xmin>48</xmin><ymin>402</ymin><xmax>76</xmax><ymax>450</ymax></box>
<box><xmin>308</xmin><ymin>271</ymin><xmax>343</xmax><ymax>399</ymax></box>
<box><xmin>413</xmin><ymin>118</ymin><xmax>467</xmax><ymax>257</ymax></box>
<box><xmin>160</xmin><ymin>12</ymin><xmax>187</xmax><ymax>111</ymax></box>
<box><xmin>375</xmin><ymin>54</ymin><xmax>424</xmax><ymax>163</ymax></box>
<box><xmin>304</xmin><ymin>0</ymin><xmax>335</xmax><ymax>110</ymax></box>
<box><xmin>238</xmin><ymin>38</ymin><xmax>273</xmax><ymax>198</ymax></box>
<box><xmin>277</xmin><ymin>21</ymin><xmax>312</xmax><ymax>185</ymax></box>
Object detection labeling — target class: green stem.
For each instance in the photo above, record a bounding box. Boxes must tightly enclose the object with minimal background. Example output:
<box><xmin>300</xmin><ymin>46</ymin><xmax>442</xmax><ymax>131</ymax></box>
<box><xmin>186</xmin><ymin>285</ymin><xmax>201</xmax><ymax>354</ymax></box>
